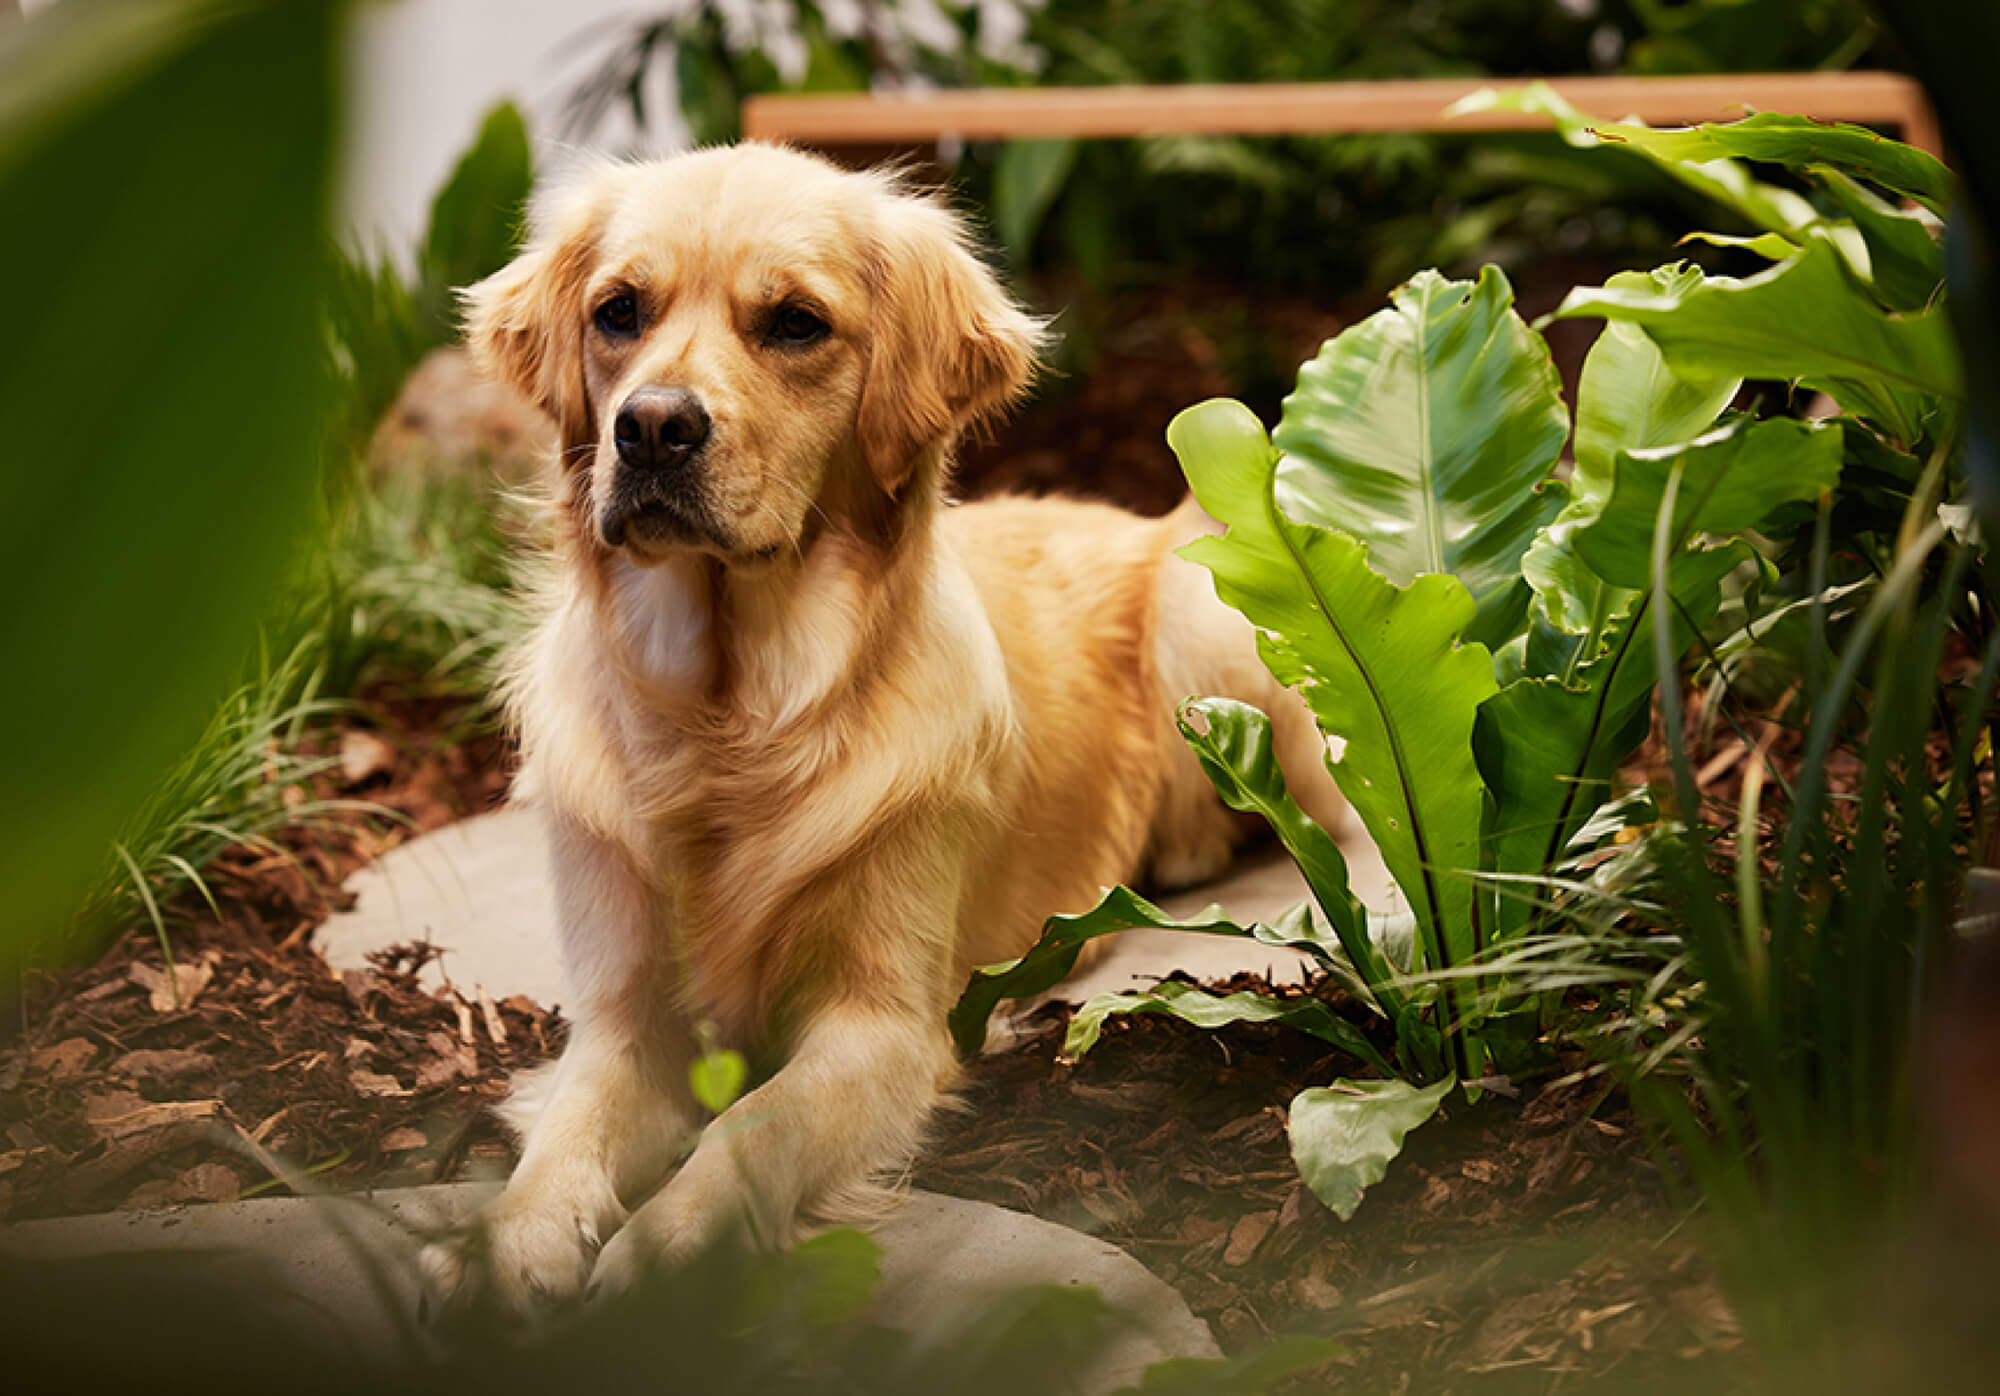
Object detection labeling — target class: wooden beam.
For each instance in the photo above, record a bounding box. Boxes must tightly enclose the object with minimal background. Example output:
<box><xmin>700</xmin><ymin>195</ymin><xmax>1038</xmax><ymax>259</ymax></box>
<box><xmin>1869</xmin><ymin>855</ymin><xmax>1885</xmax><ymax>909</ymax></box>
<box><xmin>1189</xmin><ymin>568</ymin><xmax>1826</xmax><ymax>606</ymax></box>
<box><xmin>744</xmin><ymin>71</ymin><xmax>1941</xmax><ymax>159</ymax></box>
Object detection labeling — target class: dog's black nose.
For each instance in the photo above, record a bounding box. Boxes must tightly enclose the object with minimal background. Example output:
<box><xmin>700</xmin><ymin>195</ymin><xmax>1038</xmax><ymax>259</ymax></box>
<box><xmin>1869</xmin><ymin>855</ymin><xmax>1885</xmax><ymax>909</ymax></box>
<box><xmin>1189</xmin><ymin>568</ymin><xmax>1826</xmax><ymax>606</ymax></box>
<box><xmin>614</xmin><ymin>386</ymin><xmax>711</xmax><ymax>471</ymax></box>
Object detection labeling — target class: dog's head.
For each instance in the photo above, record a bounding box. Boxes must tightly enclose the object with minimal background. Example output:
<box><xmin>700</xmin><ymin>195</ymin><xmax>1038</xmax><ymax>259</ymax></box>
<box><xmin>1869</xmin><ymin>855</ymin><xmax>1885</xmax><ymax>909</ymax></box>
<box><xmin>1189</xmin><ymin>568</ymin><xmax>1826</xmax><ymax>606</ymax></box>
<box><xmin>464</xmin><ymin>144</ymin><xmax>1045</xmax><ymax>564</ymax></box>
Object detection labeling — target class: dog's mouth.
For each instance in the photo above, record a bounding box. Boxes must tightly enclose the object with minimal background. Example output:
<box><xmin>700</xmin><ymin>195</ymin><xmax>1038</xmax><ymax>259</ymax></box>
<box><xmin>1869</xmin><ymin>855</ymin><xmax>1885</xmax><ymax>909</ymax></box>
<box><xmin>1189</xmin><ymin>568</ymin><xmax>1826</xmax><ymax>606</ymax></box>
<box><xmin>600</xmin><ymin>485</ymin><xmax>784</xmax><ymax>564</ymax></box>
<box><xmin>599</xmin><ymin>466</ymin><xmax>721</xmax><ymax>550</ymax></box>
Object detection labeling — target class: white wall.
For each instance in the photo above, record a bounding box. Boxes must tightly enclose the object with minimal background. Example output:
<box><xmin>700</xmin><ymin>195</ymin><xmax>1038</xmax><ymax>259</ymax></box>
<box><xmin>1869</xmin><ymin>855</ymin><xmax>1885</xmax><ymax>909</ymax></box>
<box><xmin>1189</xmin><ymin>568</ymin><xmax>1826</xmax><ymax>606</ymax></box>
<box><xmin>16</xmin><ymin>0</ymin><xmax>689</xmax><ymax>260</ymax></box>
<box><xmin>342</xmin><ymin>0</ymin><xmax>688</xmax><ymax>264</ymax></box>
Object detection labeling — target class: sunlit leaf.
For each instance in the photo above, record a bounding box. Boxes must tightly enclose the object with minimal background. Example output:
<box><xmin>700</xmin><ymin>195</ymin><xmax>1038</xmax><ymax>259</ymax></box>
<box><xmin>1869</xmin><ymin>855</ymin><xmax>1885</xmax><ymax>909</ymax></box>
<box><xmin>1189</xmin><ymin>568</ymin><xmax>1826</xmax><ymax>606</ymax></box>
<box><xmin>1593</xmin><ymin>111</ymin><xmax>1954</xmax><ymax>217</ymax></box>
<box><xmin>689</xmin><ymin>1048</ymin><xmax>748</xmax><ymax>1115</ymax></box>
<box><xmin>1569</xmin><ymin>418</ymin><xmax>1843</xmax><ymax>589</ymax></box>
<box><xmin>1271</xmin><ymin>266</ymin><xmax>1569</xmax><ymax>644</ymax></box>
<box><xmin>1451</xmin><ymin>84</ymin><xmax>1820</xmax><ymax>237</ymax></box>
<box><xmin>1171</xmin><ymin>402</ymin><xmax>1497</xmax><ymax>995</ymax></box>
<box><xmin>1549</xmin><ymin>237</ymin><xmax>1962</xmax><ymax>404</ymax></box>
<box><xmin>1814</xmin><ymin>167</ymin><xmax>1945</xmax><ymax>313</ymax></box>
<box><xmin>1177</xmin><ymin>697</ymin><xmax>1394</xmax><ymax>1014</ymax></box>
<box><xmin>1064</xmin><ymin>981</ymin><xmax>1391</xmax><ymax>1074</ymax></box>
<box><xmin>1288</xmin><ymin>1076</ymin><xmax>1453</xmax><ymax>1220</ymax></box>
<box><xmin>949</xmin><ymin>885</ymin><xmax>1255</xmax><ymax>1056</ymax></box>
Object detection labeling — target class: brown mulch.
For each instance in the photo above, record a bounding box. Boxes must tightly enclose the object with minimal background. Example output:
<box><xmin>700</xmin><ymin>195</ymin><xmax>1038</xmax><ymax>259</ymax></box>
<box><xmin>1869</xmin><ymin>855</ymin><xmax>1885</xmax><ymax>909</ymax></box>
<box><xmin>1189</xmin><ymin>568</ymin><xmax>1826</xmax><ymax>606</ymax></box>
<box><xmin>0</xmin><ymin>686</ymin><xmax>530</xmax><ymax>1223</ymax></box>
<box><xmin>920</xmin><ymin>1000</ymin><xmax>1735</xmax><ymax>1393</ymax></box>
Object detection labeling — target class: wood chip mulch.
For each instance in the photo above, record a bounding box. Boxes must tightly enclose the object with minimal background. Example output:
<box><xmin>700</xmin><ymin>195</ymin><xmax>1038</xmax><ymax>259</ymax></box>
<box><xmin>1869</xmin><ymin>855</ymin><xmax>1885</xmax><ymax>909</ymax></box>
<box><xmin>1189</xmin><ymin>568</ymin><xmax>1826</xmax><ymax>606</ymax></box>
<box><xmin>921</xmin><ymin>994</ymin><xmax>1738</xmax><ymax>1393</ymax></box>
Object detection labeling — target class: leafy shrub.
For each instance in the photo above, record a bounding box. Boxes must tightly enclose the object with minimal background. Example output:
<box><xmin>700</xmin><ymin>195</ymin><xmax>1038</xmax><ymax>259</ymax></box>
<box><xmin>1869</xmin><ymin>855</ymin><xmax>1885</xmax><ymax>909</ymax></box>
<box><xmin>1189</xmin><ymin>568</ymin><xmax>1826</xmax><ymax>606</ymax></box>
<box><xmin>955</xmin><ymin>103</ymin><xmax>1964</xmax><ymax>1221</ymax></box>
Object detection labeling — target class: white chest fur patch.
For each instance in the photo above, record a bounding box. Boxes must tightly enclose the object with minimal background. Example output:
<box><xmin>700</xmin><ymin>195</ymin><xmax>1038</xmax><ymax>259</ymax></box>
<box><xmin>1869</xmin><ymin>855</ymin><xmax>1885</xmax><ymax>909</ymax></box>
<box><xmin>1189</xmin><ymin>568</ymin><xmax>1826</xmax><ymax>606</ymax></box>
<box><xmin>611</xmin><ymin>555</ymin><xmax>715</xmax><ymax>692</ymax></box>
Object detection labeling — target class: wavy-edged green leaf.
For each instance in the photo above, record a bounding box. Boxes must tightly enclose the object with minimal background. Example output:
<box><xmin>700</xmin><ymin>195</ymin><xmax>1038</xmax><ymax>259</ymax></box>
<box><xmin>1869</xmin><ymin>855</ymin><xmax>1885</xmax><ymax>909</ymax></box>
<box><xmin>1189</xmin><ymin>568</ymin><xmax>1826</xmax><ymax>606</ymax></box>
<box><xmin>1170</xmin><ymin>401</ymin><xmax>1498</xmax><ymax>991</ymax></box>
<box><xmin>1064</xmin><ymin>981</ymin><xmax>1392</xmax><ymax>1074</ymax></box>
<box><xmin>1270</xmin><ymin>266</ymin><xmax>1569</xmax><ymax>641</ymax></box>
<box><xmin>1526</xmin><ymin>262</ymin><xmax>1740</xmax><ymax>660</ymax></box>
<box><xmin>1572</xmin><ymin>264</ymin><xmax>1742</xmax><ymax>482</ymax></box>
<box><xmin>1549</xmin><ymin>237</ymin><xmax>1962</xmax><ymax>404</ymax></box>
<box><xmin>1289</xmin><ymin>1077</ymin><xmax>1454</xmax><ymax>1220</ymax></box>
<box><xmin>1451</xmin><ymin>84</ymin><xmax>1820</xmax><ymax>237</ymax></box>
<box><xmin>1178</xmin><ymin>696</ymin><xmax>1395</xmax><ymax>1014</ymax></box>
<box><xmin>1815</xmin><ymin>167</ymin><xmax>1945</xmax><ymax>313</ymax></box>
<box><xmin>1593</xmin><ymin>112</ymin><xmax>1954</xmax><ymax>218</ymax></box>
<box><xmin>949</xmin><ymin>886</ymin><xmax>1252</xmax><ymax>1056</ymax></box>
<box><xmin>1677</xmin><ymin>229</ymin><xmax>1797</xmax><ymax>260</ymax></box>
<box><xmin>1570</xmin><ymin>418</ymin><xmax>1842</xmax><ymax>589</ymax></box>
<box><xmin>1478</xmin><ymin>541</ymin><xmax>1750</xmax><ymax>936</ymax></box>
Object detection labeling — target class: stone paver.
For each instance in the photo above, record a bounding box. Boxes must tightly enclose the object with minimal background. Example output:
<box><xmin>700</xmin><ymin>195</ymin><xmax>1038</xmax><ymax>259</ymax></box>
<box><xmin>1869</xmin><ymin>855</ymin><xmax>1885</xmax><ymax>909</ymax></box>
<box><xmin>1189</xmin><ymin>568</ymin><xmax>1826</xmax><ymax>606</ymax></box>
<box><xmin>317</xmin><ymin>808</ymin><xmax>1400</xmax><ymax>1013</ymax></box>
<box><xmin>2</xmin><ymin>1183</ymin><xmax>1216</xmax><ymax>1391</ymax></box>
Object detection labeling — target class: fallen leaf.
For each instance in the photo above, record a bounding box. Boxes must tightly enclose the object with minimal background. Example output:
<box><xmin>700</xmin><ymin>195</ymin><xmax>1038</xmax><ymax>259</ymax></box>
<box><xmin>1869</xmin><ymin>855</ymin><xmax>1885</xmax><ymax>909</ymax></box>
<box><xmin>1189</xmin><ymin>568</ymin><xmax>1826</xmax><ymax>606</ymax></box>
<box><xmin>128</xmin><ymin>956</ymin><xmax>216</xmax><ymax>1012</ymax></box>
<box><xmin>31</xmin><ymin>1037</ymin><xmax>98</xmax><ymax>1080</ymax></box>
<box><xmin>339</xmin><ymin>729</ymin><xmax>398</xmax><ymax>784</ymax></box>
<box><xmin>340</xmin><ymin>970</ymin><xmax>383</xmax><ymax>1014</ymax></box>
<box><xmin>1223</xmin><ymin>1209</ymin><xmax>1276</xmax><ymax>1266</ymax></box>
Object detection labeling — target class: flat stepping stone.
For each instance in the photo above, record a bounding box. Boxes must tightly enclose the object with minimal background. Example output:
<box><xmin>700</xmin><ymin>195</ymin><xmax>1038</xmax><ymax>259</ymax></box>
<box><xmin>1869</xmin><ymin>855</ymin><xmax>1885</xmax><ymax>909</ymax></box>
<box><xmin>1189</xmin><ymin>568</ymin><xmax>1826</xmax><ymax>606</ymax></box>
<box><xmin>318</xmin><ymin>808</ymin><xmax>1400</xmax><ymax>1011</ymax></box>
<box><xmin>2</xmin><ymin>1183</ymin><xmax>1217</xmax><ymax>1391</ymax></box>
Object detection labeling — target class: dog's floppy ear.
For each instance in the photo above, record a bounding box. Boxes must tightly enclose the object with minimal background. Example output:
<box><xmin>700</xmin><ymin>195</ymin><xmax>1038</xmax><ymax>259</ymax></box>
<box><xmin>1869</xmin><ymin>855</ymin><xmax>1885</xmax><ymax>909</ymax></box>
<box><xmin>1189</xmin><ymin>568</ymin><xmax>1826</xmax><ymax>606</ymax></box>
<box><xmin>461</xmin><ymin>173</ymin><xmax>615</xmax><ymax>446</ymax></box>
<box><xmin>856</xmin><ymin>193</ymin><xmax>1047</xmax><ymax>496</ymax></box>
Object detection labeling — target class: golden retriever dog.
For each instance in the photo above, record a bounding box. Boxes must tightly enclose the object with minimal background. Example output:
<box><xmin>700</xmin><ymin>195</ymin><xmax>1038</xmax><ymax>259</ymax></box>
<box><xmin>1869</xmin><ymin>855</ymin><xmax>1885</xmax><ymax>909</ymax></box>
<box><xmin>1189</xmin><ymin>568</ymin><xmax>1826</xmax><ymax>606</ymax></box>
<box><xmin>424</xmin><ymin>143</ymin><xmax>1343</xmax><ymax>1315</ymax></box>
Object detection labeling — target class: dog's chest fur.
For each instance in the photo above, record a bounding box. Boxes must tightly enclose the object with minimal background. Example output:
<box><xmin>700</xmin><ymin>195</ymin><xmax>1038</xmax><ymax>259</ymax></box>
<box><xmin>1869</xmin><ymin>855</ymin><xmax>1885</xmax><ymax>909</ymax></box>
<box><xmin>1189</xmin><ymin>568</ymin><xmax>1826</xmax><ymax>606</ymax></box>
<box><xmin>574</xmin><ymin>541</ymin><xmax>1015</xmax><ymax>1047</ymax></box>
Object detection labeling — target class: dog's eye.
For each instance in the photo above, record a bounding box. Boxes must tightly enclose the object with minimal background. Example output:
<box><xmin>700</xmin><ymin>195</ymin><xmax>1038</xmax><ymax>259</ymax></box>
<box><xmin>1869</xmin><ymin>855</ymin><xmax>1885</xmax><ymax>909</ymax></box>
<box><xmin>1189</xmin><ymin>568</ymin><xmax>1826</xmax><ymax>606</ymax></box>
<box><xmin>594</xmin><ymin>293</ymin><xmax>640</xmax><ymax>339</ymax></box>
<box><xmin>766</xmin><ymin>304</ymin><xmax>830</xmax><ymax>347</ymax></box>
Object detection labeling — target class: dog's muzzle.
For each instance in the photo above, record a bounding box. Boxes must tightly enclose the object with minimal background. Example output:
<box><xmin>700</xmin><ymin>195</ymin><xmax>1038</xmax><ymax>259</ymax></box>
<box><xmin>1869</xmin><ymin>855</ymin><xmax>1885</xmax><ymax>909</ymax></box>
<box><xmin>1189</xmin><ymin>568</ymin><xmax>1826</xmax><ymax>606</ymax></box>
<box><xmin>601</xmin><ymin>386</ymin><xmax>719</xmax><ymax>549</ymax></box>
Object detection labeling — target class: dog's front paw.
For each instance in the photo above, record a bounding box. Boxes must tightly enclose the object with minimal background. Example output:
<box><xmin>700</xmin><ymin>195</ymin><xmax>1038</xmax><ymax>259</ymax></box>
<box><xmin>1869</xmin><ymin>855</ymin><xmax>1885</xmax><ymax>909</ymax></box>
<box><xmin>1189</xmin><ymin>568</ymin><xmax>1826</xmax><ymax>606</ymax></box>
<box><xmin>422</xmin><ymin>1186</ymin><xmax>620</xmax><ymax>1325</ymax></box>
<box><xmin>586</xmin><ymin>1167</ymin><xmax>754</xmax><ymax>1302</ymax></box>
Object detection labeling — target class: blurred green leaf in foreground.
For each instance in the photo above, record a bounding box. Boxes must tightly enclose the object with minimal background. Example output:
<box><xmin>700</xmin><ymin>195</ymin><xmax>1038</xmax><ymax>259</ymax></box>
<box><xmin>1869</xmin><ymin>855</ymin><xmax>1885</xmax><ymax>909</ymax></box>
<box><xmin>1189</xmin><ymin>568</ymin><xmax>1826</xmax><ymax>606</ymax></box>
<box><xmin>0</xmin><ymin>0</ymin><xmax>345</xmax><ymax>968</ymax></box>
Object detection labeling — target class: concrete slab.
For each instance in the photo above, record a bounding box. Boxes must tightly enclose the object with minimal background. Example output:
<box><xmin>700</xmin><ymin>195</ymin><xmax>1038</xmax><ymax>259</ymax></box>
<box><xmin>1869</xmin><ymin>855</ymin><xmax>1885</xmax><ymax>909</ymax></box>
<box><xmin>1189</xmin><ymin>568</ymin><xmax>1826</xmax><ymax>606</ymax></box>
<box><xmin>318</xmin><ymin>808</ymin><xmax>564</xmax><ymax>1007</ymax></box>
<box><xmin>316</xmin><ymin>806</ymin><xmax>1403</xmax><ymax>1012</ymax></box>
<box><xmin>2</xmin><ymin>1183</ymin><xmax>1216</xmax><ymax>1391</ymax></box>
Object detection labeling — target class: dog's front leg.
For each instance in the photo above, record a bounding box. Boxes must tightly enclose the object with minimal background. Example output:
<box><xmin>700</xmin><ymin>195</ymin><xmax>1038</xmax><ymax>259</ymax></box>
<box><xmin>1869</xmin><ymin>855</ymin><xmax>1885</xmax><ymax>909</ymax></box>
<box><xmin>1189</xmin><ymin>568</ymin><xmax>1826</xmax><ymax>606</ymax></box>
<box><xmin>590</xmin><ymin>992</ymin><xmax>954</xmax><ymax>1292</ymax></box>
<box><xmin>424</xmin><ymin>814</ymin><xmax>697</xmax><ymax>1318</ymax></box>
